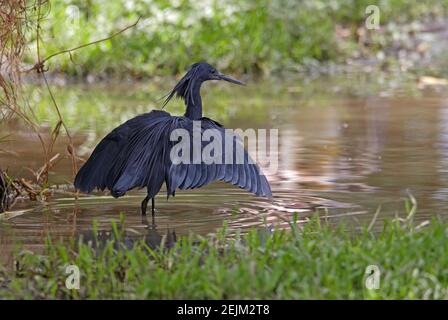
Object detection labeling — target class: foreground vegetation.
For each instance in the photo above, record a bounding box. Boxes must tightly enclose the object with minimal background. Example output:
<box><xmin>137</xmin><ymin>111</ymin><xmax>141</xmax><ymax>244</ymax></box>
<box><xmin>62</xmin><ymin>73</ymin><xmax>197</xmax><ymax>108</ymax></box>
<box><xmin>1</xmin><ymin>215</ymin><xmax>447</xmax><ymax>299</ymax></box>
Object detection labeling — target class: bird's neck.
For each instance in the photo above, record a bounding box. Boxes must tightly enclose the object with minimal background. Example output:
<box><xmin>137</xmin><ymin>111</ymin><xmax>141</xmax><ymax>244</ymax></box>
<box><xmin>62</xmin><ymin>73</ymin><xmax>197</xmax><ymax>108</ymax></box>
<box><xmin>184</xmin><ymin>82</ymin><xmax>202</xmax><ymax>120</ymax></box>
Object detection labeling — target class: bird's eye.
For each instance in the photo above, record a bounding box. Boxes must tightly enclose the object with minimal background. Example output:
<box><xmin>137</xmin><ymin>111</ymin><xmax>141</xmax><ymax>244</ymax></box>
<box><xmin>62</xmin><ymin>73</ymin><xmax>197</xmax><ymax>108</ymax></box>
<box><xmin>211</xmin><ymin>69</ymin><xmax>217</xmax><ymax>74</ymax></box>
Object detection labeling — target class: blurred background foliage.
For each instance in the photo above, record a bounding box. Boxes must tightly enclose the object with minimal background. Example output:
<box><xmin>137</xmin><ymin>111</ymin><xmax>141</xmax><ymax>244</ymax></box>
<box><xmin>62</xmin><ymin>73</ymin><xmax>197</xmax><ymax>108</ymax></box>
<box><xmin>27</xmin><ymin>0</ymin><xmax>448</xmax><ymax>78</ymax></box>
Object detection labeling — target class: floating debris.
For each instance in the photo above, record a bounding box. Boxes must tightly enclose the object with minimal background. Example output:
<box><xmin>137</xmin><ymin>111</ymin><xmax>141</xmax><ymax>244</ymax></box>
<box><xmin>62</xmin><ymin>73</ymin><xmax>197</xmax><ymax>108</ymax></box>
<box><xmin>0</xmin><ymin>169</ymin><xmax>57</xmax><ymax>213</ymax></box>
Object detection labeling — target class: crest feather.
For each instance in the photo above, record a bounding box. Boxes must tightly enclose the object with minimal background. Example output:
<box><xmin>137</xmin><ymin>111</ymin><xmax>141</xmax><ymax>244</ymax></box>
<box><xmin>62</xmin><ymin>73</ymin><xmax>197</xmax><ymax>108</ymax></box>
<box><xmin>162</xmin><ymin>62</ymin><xmax>202</xmax><ymax>108</ymax></box>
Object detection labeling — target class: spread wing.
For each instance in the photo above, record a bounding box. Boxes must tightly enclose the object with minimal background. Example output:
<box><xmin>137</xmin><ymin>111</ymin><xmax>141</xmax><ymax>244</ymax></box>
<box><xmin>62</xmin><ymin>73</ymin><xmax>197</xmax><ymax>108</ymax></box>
<box><xmin>167</xmin><ymin>118</ymin><xmax>272</xmax><ymax>198</ymax></box>
<box><xmin>75</xmin><ymin>113</ymin><xmax>272</xmax><ymax>199</ymax></box>
<box><xmin>74</xmin><ymin>110</ymin><xmax>180</xmax><ymax>197</ymax></box>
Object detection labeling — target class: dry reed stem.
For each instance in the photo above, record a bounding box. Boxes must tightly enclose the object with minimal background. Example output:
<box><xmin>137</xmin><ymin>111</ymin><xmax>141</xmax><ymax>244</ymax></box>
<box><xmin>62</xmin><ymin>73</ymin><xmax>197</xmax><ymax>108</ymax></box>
<box><xmin>1</xmin><ymin>1</ymin><xmax>140</xmax><ymax>190</ymax></box>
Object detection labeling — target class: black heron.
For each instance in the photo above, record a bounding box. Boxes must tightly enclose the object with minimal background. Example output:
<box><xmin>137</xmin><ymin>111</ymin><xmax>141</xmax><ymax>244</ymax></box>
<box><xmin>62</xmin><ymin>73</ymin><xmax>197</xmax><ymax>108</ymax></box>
<box><xmin>74</xmin><ymin>62</ymin><xmax>272</xmax><ymax>216</ymax></box>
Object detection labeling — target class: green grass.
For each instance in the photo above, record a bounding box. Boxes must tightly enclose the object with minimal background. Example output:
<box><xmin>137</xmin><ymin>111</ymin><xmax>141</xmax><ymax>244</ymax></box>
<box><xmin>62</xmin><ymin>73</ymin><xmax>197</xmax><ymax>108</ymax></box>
<box><xmin>28</xmin><ymin>0</ymin><xmax>448</xmax><ymax>77</ymax></box>
<box><xmin>1</xmin><ymin>214</ymin><xmax>447</xmax><ymax>299</ymax></box>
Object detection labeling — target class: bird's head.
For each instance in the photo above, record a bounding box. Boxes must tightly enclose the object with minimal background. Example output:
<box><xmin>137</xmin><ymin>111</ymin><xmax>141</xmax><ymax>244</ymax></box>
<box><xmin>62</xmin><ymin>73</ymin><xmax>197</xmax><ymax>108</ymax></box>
<box><xmin>163</xmin><ymin>62</ymin><xmax>244</xmax><ymax>107</ymax></box>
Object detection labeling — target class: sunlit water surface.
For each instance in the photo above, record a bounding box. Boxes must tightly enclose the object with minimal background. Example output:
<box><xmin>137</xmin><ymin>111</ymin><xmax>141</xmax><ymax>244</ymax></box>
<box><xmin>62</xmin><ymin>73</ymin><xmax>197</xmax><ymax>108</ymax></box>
<box><xmin>1</xmin><ymin>74</ymin><xmax>448</xmax><ymax>249</ymax></box>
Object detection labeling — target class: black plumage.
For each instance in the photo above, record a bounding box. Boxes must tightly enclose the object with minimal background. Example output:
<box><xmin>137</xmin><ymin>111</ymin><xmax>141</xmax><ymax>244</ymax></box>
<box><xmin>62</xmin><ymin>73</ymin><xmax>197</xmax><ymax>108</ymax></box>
<box><xmin>74</xmin><ymin>62</ymin><xmax>272</xmax><ymax>216</ymax></box>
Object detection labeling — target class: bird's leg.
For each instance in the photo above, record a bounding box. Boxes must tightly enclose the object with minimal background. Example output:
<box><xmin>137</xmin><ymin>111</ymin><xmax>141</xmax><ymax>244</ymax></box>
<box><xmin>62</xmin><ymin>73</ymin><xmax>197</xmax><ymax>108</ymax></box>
<box><xmin>141</xmin><ymin>195</ymin><xmax>150</xmax><ymax>216</ymax></box>
<box><xmin>151</xmin><ymin>197</ymin><xmax>155</xmax><ymax>217</ymax></box>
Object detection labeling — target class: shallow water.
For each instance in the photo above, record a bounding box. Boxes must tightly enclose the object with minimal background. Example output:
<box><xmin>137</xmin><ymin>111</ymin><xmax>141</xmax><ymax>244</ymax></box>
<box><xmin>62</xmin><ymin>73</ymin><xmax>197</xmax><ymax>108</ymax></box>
<box><xmin>1</xmin><ymin>73</ymin><xmax>448</xmax><ymax>247</ymax></box>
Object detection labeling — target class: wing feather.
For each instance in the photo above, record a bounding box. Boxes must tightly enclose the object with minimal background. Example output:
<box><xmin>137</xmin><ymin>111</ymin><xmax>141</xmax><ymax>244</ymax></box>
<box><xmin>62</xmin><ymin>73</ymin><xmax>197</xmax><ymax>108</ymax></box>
<box><xmin>167</xmin><ymin>118</ymin><xmax>272</xmax><ymax>198</ymax></box>
<box><xmin>76</xmin><ymin>113</ymin><xmax>272</xmax><ymax>199</ymax></box>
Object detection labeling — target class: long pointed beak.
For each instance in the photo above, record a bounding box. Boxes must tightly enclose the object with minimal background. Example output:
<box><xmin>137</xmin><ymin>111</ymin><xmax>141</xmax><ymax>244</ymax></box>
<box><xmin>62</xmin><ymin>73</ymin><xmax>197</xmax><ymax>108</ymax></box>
<box><xmin>218</xmin><ymin>73</ymin><xmax>245</xmax><ymax>85</ymax></box>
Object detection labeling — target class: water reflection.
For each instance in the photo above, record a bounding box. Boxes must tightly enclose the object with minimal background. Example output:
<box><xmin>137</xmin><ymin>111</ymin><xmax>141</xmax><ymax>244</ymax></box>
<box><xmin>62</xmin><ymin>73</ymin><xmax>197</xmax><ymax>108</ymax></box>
<box><xmin>77</xmin><ymin>220</ymin><xmax>177</xmax><ymax>252</ymax></box>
